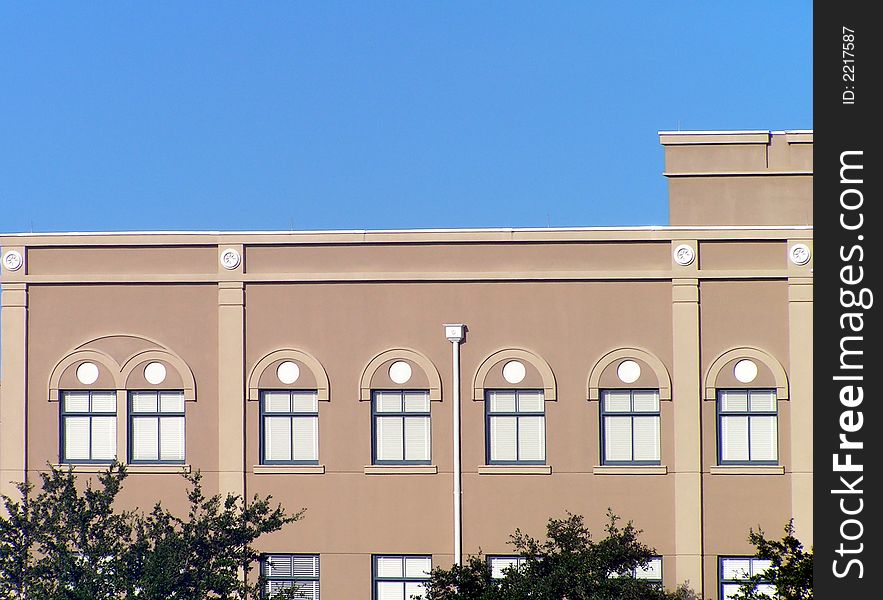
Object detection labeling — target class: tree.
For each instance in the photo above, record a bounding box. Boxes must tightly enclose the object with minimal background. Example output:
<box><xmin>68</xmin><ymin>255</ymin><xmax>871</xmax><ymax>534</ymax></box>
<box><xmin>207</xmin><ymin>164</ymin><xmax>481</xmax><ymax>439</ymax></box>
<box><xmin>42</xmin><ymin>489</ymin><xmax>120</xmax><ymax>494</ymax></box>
<box><xmin>730</xmin><ymin>520</ymin><xmax>812</xmax><ymax>600</ymax></box>
<box><xmin>423</xmin><ymin>511</ymin><xmax>697</xmax><ymax>600</ymax></box>
<box><xmin>0</xmin><ymin>463</ymin><xmax>303</xmax><ymax>600</ymax></box>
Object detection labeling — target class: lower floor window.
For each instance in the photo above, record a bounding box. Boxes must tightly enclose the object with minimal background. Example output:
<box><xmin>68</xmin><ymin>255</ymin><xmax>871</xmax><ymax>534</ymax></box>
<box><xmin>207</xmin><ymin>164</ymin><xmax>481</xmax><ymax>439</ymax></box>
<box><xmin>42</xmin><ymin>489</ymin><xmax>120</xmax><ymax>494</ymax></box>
<box><xmin>611</xmin><ymin>556</ymin><xmax>663</xmax><ymax>582</ymax></box>
<box><xmin>720</xmin><ymin>557</ymin><xmax>774</xmax><ymax>600</ymax></box>
<box><xmin>262</xmin><ymin>554</ymin><xmax>319</xmax><ymax>599</ymax></box>
<box><xmin>374</xmin><ymin>555</ymin><xmax>431</xmax><ymax>600</ymax></box>
<box><xmin>488</xmin><ymin>556</ymin><xmax>528</xmax><ymax>579</ymax></box>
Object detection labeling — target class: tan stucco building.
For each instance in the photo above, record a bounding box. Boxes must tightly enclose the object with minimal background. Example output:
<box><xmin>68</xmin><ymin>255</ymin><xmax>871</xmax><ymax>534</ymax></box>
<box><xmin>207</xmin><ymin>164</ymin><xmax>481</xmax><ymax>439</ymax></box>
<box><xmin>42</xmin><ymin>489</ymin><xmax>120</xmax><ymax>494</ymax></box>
<box><xmin>1</xmin><ymin>130</ymin><xmax>812</xmax><ymax>599</ymax></box>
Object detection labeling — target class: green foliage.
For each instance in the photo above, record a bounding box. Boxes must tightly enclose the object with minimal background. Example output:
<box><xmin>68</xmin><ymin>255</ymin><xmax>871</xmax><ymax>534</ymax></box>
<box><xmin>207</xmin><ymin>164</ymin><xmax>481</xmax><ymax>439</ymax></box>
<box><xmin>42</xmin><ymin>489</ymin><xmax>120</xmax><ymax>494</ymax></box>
<box><xmin>729</xmin><ymin>520</ymin><xmax>813</xmax><ymax>600</ymax></box>
<box><xmin>0</xmin><ymin>463</ymin><xmax>303</xmax><ymax>600</ymax></box>
<box><xmin>423</xmin><ymin>510</ymin><xmax>697</xmax><ymax>600</ymax></box>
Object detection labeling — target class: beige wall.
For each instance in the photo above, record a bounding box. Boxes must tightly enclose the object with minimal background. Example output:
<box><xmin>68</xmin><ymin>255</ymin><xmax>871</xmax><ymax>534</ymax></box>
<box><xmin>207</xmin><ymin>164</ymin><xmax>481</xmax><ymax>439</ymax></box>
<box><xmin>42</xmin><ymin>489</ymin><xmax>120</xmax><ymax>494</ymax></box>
<box><xmin>661</xmin><ymin>131</ymin><xmax>813</xmax><ymax>227</ymax></box>
<box><xmin>1</xmin><ymin>227</ymin><xmax>813</xmax><ymax>599</ymax></box>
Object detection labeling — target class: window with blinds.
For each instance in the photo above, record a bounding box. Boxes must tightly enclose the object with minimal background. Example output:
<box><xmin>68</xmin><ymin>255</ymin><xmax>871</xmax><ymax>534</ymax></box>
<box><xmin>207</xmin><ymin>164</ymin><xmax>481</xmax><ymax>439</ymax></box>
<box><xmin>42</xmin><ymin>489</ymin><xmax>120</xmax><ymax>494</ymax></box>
<box><xmin>262</xmin><ymin>554</ymin><xmax>319</xmax><ymax>599</ymax></box>
<box><xmin>488</xmin><ymin>556</ymin><xmax>529</xmax><ymax>579</ymax></box>
<box><xmin>372</xmin><ymin>391</ymin><xmax>431</xmax><ymax>464</ymax></box>
<box><xmin>129</xmin><ymin>391</ymin><xmax>185</xmax><ymax>463</ymax></box>
<box><xmin>600</xmin><ymin>390</ymin><xmax>661</xmax><ymax>465</ymax></box>
<box><xmin>60</xmin><ymin>391</ymin><xmax>117</xmax><ymax>463</ymax></box>
<box><xmin>718</xmin><ymin>389</ymin><xmax>778</xmax><ymax>464</ymax></box>
<box><xmin>720</xmin><ymin>557</ymin><xmax>774</xmax><ymax>599</ymax></box>
<box><xmin>486</xmin><ymin>390</ymin><xmax>545</xmax><ymax>465</ymax></box>
<box><xmin>373</xmin><ymin>555</ymin><xmax>431</xmax><ymax>600</ymax></box>
<box><xmin>261</xmin><ymin>391</ymin><xmax>319</xmax><ymax>465</ymax></box>
<box><xmin>610</xmin><ymin>556</ymin><xmax>663</xmax><ymax>581</ymax></box>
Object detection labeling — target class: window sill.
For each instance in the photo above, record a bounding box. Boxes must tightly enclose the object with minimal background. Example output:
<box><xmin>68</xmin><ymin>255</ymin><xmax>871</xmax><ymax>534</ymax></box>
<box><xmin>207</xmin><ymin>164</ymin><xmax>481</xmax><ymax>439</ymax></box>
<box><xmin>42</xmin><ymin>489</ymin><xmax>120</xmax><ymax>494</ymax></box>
<box><xmin>477</xmin><ymin>465</ymin><xmax>552</xmax><ymax>475</ymax></box>
<box><xmin>51</xmin><ymin>464</ymin><xmax>191</xmax><ymax>474</ymax></box>
<box><xmin>709</xmin><ymin>465</ymin><xmax>785</xmax><ymax>475</ymax></box>
<box><xmin>593</xmin><ymin>465</ymin><xmax>668</xmax><ymax>475</ymax></box>
<box><xmin>252</xmin><ymin>465</ymin><xmax>325</xmax><ymax>475</ymax></box>
<box><xmin>363</xmin><ymin>465</ymin><xmax>438</xmax><ymax>475</ymax></box>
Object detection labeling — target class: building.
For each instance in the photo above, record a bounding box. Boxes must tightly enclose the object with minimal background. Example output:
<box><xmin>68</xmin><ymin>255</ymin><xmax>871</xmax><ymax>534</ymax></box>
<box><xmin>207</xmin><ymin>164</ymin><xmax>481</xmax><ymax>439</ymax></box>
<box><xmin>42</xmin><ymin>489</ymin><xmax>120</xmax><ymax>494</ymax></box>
<box><xmin>0</xmin><ymin>130</ymin><xmax>813</xmax><ymax>598</ymax></box>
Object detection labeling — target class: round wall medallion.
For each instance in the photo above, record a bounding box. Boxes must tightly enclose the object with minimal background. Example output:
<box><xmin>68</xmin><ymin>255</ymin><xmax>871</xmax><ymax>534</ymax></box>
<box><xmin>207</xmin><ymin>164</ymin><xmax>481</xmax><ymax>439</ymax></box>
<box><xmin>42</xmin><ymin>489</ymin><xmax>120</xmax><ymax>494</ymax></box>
<box><xmin>789</xmin><ymin>243</ymin><xmax>811</xmax><ymax>266</ymax></box>
<box><xmin>502</xmin><ymin>360</ymin><xmax>526</xmax><ymax>384</ymax></box>
<box><xmin>734</xmin><ymin>359</ymin><xmax>758</xmax><ymax>383</ymax></box>
<box><xmin>277</xmin><ymin>361</ymin><xmax>301</xmax><ymax>385</ymax></box>
<box><xmin>76</xmin><ymin>362</ymin><xmax>100</xmax><ymax>385</ymax></box>
<box><xmin>617</xmin><ymin>360</ymin><xmax>642</xmax><ymax>384</ymax></box>
<box><xmin>389</xmin><ymin>361</ymin><xmax>413</xmax><ymax>384</ymax></box>
<box><xmin>144</xmin><ymin>362</ymin><xmax>167</xmax><ymax>385</ymax></box>
<box><xmin>3</xmin><ymin>250</ymin><xmax>23</xmax><ymax>271</ymax></box>
<box><xmin>673</xmin><ymin>244</ymin><xmax>696</xmax><ymax>266</ymax></box>
<box><xmin>219</xmin><ymin>248</ymin><xmax>241</xmax><ymax>270</ymax></box>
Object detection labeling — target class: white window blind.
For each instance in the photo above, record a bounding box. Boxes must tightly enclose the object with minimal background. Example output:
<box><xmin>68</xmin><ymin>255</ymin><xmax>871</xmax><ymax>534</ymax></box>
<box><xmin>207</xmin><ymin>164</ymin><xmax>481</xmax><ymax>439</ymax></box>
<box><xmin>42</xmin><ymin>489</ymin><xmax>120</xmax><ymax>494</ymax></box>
<box><xmin>721</xmin><ymin>416</ymin><xmax>750</xmax><ymax>462</ymax></box>
<box><xmin>292</xmin><ymin>417</ymin><xmax>319</xmax><ymax>462</ymax></box>
<box><xmin>518</xmin><ymin>416</ymin><xmax>545</xmax><ymax>461</ymax></box>
<box><xmin>265</xmin><ymin>417</ymin><xmax>293</xmax><ymax>462</ymax></box>
<box><xmin>263</xmin><ymin>554</ymin><xmax>319</xmax><ymax>600</ymax></box>
<box><xmin>376</xmin><ymin>416</ymin><xmax>404</xmax><ymax>461</ymax></box>
<box><xmin>159</xmin><ymin>417</ymin><xmax>185</xmax><ymax>461</ymax></box>
<box><xmin>375</xmin><ymin>556</ymin><xmax>430</xmax><ymax>600</ymax></box>
<box><xmin>490</xmin><ymin>417</ymin><xmax>517</xmax><ymax>462</ymax></box>
<box><xmin>64</xmin><ymin>417</ymin><xmax>90</xmax><ymax>461</ymax></box>
<box><xmin>132</xmin><ymin>417</ymin><xmax>159</xmax><ymax>461</ymax></box>
<box><xmin>605</xmin><ymin>417</ymin><xmax>632</xmax><ymax>462</ymax></box>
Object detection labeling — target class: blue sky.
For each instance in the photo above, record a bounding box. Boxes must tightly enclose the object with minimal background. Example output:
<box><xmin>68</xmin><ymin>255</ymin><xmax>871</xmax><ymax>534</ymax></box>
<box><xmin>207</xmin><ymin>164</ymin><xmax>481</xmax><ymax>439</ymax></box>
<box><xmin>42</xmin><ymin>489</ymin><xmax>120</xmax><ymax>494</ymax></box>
<box><xmin>1</xmin><ymin>2</ymin><xmax>812</xmax><ymax>233</ymax></box>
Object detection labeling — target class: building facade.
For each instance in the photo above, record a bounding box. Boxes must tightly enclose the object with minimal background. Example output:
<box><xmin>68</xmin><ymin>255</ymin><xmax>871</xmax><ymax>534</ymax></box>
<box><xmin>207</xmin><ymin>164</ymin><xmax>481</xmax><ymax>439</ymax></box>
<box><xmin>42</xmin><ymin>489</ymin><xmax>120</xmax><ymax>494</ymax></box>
<box><xmin>0</xmin><ymin>130</ymin><xmax>813</xmax><ymax>598</ymax></box>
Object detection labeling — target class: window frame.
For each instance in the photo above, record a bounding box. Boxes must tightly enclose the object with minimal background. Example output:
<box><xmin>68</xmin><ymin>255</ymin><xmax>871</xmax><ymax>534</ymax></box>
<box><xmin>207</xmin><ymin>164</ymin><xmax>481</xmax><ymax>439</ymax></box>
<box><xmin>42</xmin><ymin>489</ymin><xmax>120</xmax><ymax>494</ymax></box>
<box><xmin>716</xmin><ymin>389</ymin><xmax>779</xmax><ymax>466</ymax></box>
<box><xmin>127</xmin><ymin>390</ymin><xmax>186</xmax><ymax>465</ymax></box>
<box><xmin>719</xmin><ymin>556</ymin><xmax>774</xmax><ymax>600</ymax></box>
<box><xmin>371</xmin><ymin>389</ymin><xmax>432</xmax><ymax>466</ymax></box>
<box><xmin>600</xmin><ymin>389</ymin><xmax>661</xmax><ymax>466</ymax></box>
<box><xmin>372</xmin><ymin>554</ymin><xmax>431</xmax><ymax>600</ymax></box>
<box><xmin>259</xmin><ymin>389</ymin><xmax>320</xmax><ymax>466</ymax></box>
<box><xmin>59</xmin><ymin>390</ymin><xmax>117</xmax><ymax>464</ymax></box>
<box><xmin>260</xmin><ymin>553</ymin><xmax>320</xmax><ymax>600</ymax></box>
<box><xmin>485</xmin><ymin>389</ymin><xmax>546</xmax><ymax>466</ymax></box>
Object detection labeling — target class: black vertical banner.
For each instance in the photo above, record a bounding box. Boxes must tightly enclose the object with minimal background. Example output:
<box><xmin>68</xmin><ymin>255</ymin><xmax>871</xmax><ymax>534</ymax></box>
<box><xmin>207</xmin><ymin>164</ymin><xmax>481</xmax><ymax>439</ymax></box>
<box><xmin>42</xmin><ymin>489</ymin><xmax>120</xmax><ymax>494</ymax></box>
<box><xmin>815</xmin><ymin>2</ymin><xmax>880</xmax><ymax>597</ymax></box>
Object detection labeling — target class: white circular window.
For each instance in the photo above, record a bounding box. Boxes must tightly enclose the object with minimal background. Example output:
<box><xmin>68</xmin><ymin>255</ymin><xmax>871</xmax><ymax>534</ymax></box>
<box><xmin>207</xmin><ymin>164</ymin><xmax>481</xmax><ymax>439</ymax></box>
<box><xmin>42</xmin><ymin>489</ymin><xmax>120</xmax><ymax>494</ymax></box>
<box><xmin>617</xmin><ymin>360</ymin><xmax>642</xmax><ymax>384</ymax></box>
<box><xmin>734</xmin><ymin>359</ymin><xmax>758</xmax><ymax>383</ymax></box>
<box><xmin>276</xmin><ymin>361</ymin><xmax>300</xmax><ymax>384</ymax></box>
<box><xmin>502</xmin><ymin>361</ymin><xmax>526</xmax><ymax>384</ymax></box>
<box><xmin>76</xmin><ymin>362</ymin><xmax>100</xmax><ymax>385</ymax></box>
<box><xmin>144</xmin><ymin>362</ymin><xmax>167</xmax><ymax>385</ymax></box>
<box><xmin>389</xmin><ymin>361</ymin><xmax>413</xmax><ymax>384</ymax></box>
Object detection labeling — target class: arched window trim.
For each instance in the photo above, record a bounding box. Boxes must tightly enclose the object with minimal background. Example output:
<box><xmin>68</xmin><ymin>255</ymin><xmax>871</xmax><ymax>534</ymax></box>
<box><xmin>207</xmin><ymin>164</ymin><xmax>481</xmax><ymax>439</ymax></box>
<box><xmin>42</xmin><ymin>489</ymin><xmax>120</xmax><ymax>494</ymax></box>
<box><xmin>359</xmin><ymin>348</ymin><xmax>442</xmax><ymax>402</ymax></box>
<box><xmin>703</xmin><ymin>347</ymin><xmax>789</xmax><ymax>401</ymax></box>
<box><xmin>586</xmin><ymin>347</ymin><xmax>672</xmax><ymax>401</ymax></box>
<box><xmin>472</xmin><ymin>348</ymin><xmax>557</xmax><ymax>402</ymax></box>
<box><xmin>247</xmin><ymin>348</ymin><xmax>330</xmax><ymax>402</ymax></box>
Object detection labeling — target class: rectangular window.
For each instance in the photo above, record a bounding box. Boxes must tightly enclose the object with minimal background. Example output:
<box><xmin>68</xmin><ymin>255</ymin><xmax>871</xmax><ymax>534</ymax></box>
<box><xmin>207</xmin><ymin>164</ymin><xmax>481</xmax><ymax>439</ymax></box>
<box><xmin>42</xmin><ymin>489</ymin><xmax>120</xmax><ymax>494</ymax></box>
<box><xmin>601</xmin><ymin>390</ymin><xmax>660</xmax><ymax>465</ymax></box>
<box><xmin>373</xmin><ymin>555</ymin><xmax>431</xmax><ymax>600</ymax></box>
<box><xmin>720</xmin><ymin>557</ymin><xmax>774</xmax><ymax>599</ymax></box>
<box><xmin>372</xmin><ymin>391</ymin><xmax>431</xmax><ymax>464</ymax></box>
<box><xmin>488</xmin><ymin>556</ymin><xmax>528</xmax><ymax>579</ymax></box>
<box><xmin>261</xmin><ymin>390</ymin><xmax>319</xmax><ymax>465</ymax></box>
<box><xmin>262</xmin><ymin>554</ymin><xmax>319</xmax><ymax>599</ymax></box>
<box><xmin>129</xmin><ymin>391</ymin><xmax>185</xmax><ymax>463</ymax></box>
<box><xmin>718</xmin><ymin>390</ymin><xmax>778</xmax><ymax>464</ymax></box>
<box><xmin>486</xmin><ymin>390</ymin><xmax>545</xmax><ymax>464</ymax></box>
<box><xmin>611</xmin><ymin>556</ymin><xmax>662</xmax><ymax>581</ymax></box>
<box><xmin>61</xmin><ymin>391</ymin><xmax>116</xmax><ymax>463</ymax></box>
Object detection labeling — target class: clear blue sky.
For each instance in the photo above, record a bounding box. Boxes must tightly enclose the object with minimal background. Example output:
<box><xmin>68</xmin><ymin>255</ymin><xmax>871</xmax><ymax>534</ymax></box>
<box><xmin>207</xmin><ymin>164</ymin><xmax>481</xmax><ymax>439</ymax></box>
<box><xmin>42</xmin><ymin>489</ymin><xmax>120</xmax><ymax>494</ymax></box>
<box><xmin>1</xmin><ymin>2</ymin><xmax>812</xmax><ymax>233</ymax></box>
